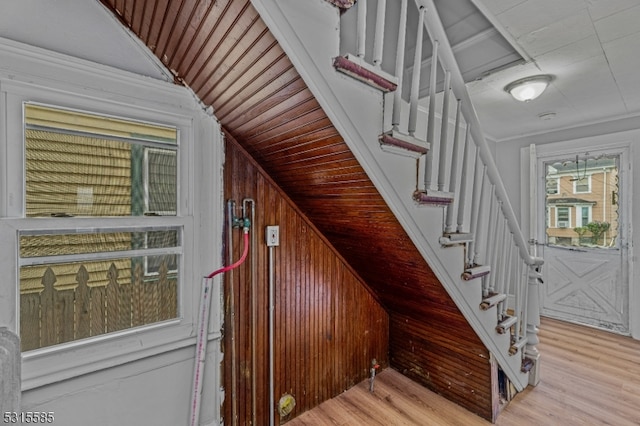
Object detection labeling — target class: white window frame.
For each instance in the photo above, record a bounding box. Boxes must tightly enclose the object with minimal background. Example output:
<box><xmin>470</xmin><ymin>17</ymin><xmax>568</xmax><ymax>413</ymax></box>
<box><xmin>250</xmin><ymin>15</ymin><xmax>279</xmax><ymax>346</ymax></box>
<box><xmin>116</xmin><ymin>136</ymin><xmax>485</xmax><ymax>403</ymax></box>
<box><xmin>576</xmin><ymin>205</ymin><xmax>592</xmax><ymax>228</ymax></box>
<box><xmin>546</xmin><ymin>177</ymin><xmax>559</xmax><ymax>195</ymax></box>
<box><xmin>573</xmin><ymin>175</ymin><xmax>592</xmax><ymax>194</ymax></box>
<box><xmin>0</xmin><ymin>41</ymin><xmax>220</xmax><ymax>390</ymax></box>
<box><xmin>556</xmin><ymin>206</ymin><xmax>571</xmax><ymax>228</ymax></box>
<box><xmin>144</xmin><ymin>147</ymin><xmax>178</xmax><ymax>216</ymax></box>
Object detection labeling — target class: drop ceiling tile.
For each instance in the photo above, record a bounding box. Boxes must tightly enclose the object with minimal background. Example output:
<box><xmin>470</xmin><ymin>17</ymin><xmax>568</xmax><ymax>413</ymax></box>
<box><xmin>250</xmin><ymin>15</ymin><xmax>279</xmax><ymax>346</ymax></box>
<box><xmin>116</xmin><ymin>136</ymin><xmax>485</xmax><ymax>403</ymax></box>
<box><xmin>587</xmin><ymin>0</ymin><xmax>640</xmax><ymax>21</ymax></box>
<box><xmin>516</xmin><ymin>11</ymin><xmax>595</xmax><ymax>57</ymax></box>
<box><xmin>535</xmin><ymin>35</ymin><xmax>603</xmax><ymax>70</ymax></box>
<box><xmin>477</xmin><ymin>0</ymin><xmax>527</xmax><ymax>16</ymax></box>
<box><xmin>495</xmin><ymin>0</ymin><xmax>586</xmax><ymax>39</ymax></box>
<box><xmin>594</xmin><ymin>4</ymin><xmax>640</xmax><ymax>43</ymax></box>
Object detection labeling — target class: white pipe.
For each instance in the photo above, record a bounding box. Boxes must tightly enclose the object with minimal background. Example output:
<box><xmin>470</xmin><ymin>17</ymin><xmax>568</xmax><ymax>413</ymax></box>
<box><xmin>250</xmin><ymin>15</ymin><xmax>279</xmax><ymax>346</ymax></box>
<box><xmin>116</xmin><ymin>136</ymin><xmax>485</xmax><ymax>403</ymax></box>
<box><xmin>373</xmin><ymin>0</ymin><xmax>386</xmax><ymax>67</ymax></box>
<box><xmin>392</xmin><ymin>0</ymin><xmax>408</xmax><ymax>131</ymax></box>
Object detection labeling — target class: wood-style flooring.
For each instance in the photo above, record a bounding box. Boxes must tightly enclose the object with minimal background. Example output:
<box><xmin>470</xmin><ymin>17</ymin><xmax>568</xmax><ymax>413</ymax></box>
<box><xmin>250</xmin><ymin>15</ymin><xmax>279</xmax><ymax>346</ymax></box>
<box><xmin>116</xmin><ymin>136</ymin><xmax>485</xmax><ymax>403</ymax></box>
<box><xmin>287</xmin><ymin>317</ymin><xmax>640</xmax><ymax>425</ymax></box>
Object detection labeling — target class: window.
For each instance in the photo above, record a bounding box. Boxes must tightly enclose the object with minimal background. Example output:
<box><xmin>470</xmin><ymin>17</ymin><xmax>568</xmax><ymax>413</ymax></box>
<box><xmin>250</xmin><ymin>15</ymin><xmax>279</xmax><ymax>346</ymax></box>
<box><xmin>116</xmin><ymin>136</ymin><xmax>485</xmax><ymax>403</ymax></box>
<box><xmin>19</xmin><ymin>104</ymin><xmax>181</xmax><ymax>351</ymax></box>
<box><xmin>556</xmin><ymin>207</ymin><xmax>570</xmax><ymax>228</ymax></box>
<box><xmin>573</xmin><ymin>175</ymin><xmax>591</xmax><ymax>193</ymax></box>
<box><xmin>576</xmin><ymin>206</ymin><xmax>592</xmax><ymax>228</ymax></box>
<box><xmin>546</xmin><ymin>178</ymin><xmax>559</xmax><ymax>194</ymax></box>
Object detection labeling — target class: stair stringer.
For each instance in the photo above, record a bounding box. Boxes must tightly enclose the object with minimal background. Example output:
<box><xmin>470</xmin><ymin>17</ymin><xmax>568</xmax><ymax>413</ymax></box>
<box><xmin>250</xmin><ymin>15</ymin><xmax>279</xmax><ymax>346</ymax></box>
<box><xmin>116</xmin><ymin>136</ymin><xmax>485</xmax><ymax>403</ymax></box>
<box><xmin>251</xmin><ymin>0</ymin><xmax>529</xmax><ymax>391</ymax></box>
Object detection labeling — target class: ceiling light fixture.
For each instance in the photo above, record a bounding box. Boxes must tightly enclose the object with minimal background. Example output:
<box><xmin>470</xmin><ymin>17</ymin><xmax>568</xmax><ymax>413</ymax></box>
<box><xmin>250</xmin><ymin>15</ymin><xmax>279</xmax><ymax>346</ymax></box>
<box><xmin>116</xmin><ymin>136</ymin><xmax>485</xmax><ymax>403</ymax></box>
<box><xmin>504</xmin><ymin>75</ymin><xmax>553</xmax><ymax>102</ymax></box>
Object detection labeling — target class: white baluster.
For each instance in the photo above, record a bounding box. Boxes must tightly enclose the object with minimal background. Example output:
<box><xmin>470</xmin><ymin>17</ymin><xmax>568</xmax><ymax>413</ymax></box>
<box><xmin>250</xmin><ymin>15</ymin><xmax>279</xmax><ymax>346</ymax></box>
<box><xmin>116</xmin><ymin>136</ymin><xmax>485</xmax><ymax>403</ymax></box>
<box><xmin>437</xmin><ymin>71</ymin><xmax>451</xmax><ymax>192</ymax></box>
<box><xmin>456</xmin><ymin>125</ymin><xmax>471</xmax><ymax>233</ymax></box>
<box><xmin>472</xmin><ymin>172</ymin><xmax>490</xmax><ymax>268</ymax></box>
<box><xmin>482</xmin><ymin>187</ymin><xmax>497</xmax><ymax>296</ymax></box>
<box><xmin>501</xmin><ymin>237</ymin><xmax>515</xmax><ymax>318</ymax></box>
<box><xmin>525</xmin><ymin>263</ymin><xmax>543</xmax><ymax>385</ymax></box>
<box><xmin>424</xmin><ymin>39</ymin><xmax>439</xmax><ymax>190</ymax></box>
<box><xmin>408</xmin><ymin>6</ymin><xmax>425</xmax><ymax>136</ymax></box>
<box><xmin>357</xmin><ymin>0</ymin><xmax>367</xmax><ymax>59</ymax></box>
<box><xmin>373</xmin><ymin>0</ymin><xmax>386</xmax><ymax>67</ymax></box>
<box><xmin>467</xmin><ymin>150</ymin><xmax>482</xmax><ymax>265</ymax></box>
<box><xmin>392</xmin><ymin>0</ymin><xmax>408</xmax><ymax>132</ymax></box>
<box><xmin>444</xmin><ymin>99</ymin><xmax>461</xmax><ymax>233</ymax></box>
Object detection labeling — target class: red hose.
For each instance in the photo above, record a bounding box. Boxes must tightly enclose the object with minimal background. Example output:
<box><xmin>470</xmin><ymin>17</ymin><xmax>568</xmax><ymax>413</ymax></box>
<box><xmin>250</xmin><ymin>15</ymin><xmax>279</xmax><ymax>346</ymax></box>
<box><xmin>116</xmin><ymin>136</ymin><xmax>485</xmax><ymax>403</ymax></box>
<box><xmin>207</xmin><ymin>231</ymin><xmax>250</xmax><ymax>278</ymax></box>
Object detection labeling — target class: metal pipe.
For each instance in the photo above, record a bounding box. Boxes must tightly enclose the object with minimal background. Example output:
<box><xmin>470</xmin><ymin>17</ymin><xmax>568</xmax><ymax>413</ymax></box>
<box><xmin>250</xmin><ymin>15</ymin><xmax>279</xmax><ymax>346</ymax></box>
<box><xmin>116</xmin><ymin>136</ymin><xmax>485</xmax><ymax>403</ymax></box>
<box><xmin>243</xmin><ymin>198</ymin><xmax>257</xmax><ymax>426</ymax></box>
<box><xmin>227</xmin><ymin>200</ymin><xmax>238</xmax><ymax>426</ymax></box>
<box><xmin>268</xmin><ymin>243</ymin><xmax>275</xmax><ymax>426</ymax></box>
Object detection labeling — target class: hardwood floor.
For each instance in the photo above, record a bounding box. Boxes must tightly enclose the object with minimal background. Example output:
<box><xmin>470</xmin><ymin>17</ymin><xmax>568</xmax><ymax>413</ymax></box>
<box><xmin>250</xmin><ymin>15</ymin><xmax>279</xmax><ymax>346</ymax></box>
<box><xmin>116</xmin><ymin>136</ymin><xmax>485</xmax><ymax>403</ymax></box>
<box><xmin>287</xmin><ymin>317</ymin><xmax>640</xmax><ymax>425</ymax></box>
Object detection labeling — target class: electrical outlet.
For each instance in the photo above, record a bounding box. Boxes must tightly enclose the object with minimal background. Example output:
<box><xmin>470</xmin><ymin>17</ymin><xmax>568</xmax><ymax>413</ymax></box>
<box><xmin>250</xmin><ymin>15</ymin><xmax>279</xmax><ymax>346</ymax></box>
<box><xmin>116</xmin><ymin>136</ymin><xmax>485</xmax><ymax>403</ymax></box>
<box><xmin>266</xmin><ymin>226</ymin><xmax>280</xmax><ymax>247</ymax></box>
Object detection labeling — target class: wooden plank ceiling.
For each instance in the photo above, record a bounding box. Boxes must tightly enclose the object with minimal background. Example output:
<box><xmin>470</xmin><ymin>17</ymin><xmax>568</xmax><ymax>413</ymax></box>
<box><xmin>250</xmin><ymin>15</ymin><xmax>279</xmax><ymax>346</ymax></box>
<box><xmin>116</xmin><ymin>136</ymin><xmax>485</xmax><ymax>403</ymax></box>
<box><xmin>100</xmin><ymin>0</ymin><xmax>495</xmax><ymax>421</ymax></box>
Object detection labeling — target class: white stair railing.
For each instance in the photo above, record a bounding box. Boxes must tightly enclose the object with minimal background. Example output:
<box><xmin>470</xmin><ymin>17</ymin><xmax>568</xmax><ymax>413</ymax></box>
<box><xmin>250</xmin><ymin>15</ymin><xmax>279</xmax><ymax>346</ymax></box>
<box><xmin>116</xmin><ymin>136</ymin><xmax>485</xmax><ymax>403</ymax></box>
<box><xmin>336</xmin><ymin>0</ymin><xmax>545</xmax><ymax>387</ymax></box>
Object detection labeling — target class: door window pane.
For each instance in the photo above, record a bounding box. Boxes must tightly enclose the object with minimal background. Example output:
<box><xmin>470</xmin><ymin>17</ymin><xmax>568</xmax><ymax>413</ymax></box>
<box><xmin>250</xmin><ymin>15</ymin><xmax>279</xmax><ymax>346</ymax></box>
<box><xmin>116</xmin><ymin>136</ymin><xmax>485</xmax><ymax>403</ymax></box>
<box><xmin>545</xmin><ymin>156</ymin><xmax>619</xmax><ymax>248</ymax></box>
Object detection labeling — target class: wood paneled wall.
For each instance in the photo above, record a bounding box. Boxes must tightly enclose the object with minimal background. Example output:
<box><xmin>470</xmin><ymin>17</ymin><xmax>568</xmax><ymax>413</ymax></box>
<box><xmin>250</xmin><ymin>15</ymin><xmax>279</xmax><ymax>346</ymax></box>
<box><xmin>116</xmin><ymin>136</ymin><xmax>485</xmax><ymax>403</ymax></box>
<box><xmin>99</xmin><ymin>0</ymin><xmax>497</xmax><ymax>421</ymax></box>
<box><xmin>223</xmin><ymin>135</ymin><xmax>389</xmax><ymax>424</ymax></box>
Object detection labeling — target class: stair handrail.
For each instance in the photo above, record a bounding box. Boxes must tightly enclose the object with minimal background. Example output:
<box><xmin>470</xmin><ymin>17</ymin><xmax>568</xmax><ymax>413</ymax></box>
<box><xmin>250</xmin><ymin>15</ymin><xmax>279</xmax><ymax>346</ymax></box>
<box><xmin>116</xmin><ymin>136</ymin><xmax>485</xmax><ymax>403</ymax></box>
<box><xmin>417</xmin><ymin>0</ymin><xmax>542</xmax><ymax>267</ymax></box>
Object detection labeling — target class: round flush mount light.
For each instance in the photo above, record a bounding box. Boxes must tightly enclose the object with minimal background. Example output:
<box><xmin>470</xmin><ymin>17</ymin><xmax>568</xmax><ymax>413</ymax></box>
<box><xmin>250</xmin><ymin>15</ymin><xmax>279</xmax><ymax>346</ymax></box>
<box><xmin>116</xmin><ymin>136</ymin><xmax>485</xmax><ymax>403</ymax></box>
<box><xmin>504</xmin><ymin>75</ymin><xmax>553</xmax><ymax>102</ymax></box>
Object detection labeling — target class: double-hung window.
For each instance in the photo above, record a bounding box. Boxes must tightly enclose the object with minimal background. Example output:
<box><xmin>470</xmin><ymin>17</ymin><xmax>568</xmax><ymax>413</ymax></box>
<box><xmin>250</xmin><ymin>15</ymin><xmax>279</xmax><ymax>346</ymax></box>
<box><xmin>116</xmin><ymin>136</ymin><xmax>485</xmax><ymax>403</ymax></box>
<box><xmin>19</xmin><ymin>103</ymin><xmax>181</xmax><ymax>351</ymax></box>
<box><xmin>0</xmin><ymin>58</ymin><xmax>206</xmax><ymax>389</ymax></box>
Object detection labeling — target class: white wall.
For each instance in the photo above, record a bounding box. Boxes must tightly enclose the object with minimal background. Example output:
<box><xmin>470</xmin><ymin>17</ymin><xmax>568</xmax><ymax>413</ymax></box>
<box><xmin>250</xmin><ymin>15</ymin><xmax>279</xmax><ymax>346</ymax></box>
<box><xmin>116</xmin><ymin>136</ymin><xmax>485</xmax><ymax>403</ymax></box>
<box><xmin>495</xmin><ymin>126</ymin><xmax>640</xmax><ymax>339</ymax></box>
<box><xmin>0</xmin><ymin>2</ymin><xmax>225</xmax><ymax>425</ymax></box>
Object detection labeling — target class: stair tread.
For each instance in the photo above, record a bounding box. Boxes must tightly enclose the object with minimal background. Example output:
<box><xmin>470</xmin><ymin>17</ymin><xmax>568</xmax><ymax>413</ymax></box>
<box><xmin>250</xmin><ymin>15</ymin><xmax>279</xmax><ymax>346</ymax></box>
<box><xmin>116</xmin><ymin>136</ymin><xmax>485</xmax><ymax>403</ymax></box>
<box><xmin>440</xmin><ymin>232</ymin><xmax>473</xmax><ymax>246</ymax></box>
<box><xmin>496</xmin><ymin>315</ymin><xmax>518</xmax><ymax>334</ymax></box>
<box><xmin>379</xmin><ymin>131</ymin><xmax>429</xmax><ymax>158</ymax></box>
<box><xmin>333</xmin><ymin>54</ymin><xmax>398</xmax><ymax>92</ymax></box>
<box><xmin>413</xmin><ymin>189</ymin><xmax>455</xmax><ymax>206</ymax></box>
<box><xmin>480</xmin><ymin>293</ymin><xmax>507</xmax><ymax>310</ymax></box>
<box><xmin>461</xmin><ymin>264</ymin><xmax>491</xmax><ymax>280</ymax></box>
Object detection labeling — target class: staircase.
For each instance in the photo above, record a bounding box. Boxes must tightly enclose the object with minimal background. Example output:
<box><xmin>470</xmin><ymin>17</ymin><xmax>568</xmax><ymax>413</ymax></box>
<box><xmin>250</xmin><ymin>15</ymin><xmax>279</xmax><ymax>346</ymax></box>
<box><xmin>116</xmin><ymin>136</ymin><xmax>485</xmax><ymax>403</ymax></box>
<box><xmin>252</xmin><ymin>0</ymin><xmax>543</xmax><ymax>394</ymax></box>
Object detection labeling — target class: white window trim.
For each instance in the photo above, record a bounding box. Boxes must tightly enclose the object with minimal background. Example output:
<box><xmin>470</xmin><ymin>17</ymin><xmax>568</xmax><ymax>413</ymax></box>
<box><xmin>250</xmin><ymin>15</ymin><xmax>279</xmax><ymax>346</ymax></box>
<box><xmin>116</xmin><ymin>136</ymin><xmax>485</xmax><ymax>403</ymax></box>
<box><xmin>556</xmin><ymin>206</ymin><xmax>571</xmax><ymax>228</ymax></box>
<box><xmin>576</xmin><ymin>205</ymin><xmax>593</xmax><ymax>228</ymax></box>
<box><xmin>546</xmin><ymin>177</ymin><xmax>559</xmax><ymax>195</ymax></box>
<box><xmin>573</xmin><ymin>174</ymin><xmax>592</xmax><ymax>194</ymax></box>
<box><xmin>0</xmin><ymin>39</ymin><xmax>222</xmax><ymax>390</ymax></box>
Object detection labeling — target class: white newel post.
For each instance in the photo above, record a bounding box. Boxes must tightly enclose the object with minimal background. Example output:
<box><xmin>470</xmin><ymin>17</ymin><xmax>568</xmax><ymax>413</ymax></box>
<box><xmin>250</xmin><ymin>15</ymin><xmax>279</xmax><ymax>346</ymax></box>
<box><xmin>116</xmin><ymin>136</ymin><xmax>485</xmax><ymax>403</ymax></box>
<box><xmin>525</xmin><ymin>264</ymin><xmax>542</xmax><ymax>386</ymax></box>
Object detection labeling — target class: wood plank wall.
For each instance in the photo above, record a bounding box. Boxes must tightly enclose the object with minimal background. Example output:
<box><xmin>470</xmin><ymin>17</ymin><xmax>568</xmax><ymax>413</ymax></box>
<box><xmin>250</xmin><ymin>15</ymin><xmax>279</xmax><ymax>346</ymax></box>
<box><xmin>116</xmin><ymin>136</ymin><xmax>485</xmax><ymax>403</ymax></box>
<box><xmin>99</xmin><ymin>0</ymin><xmax>497</xmax><ymax>421</ymax></box>
<box><xmin>223</xmin><ymin>135</ymin><xmax>389</xmax><ymax>424</ymax></box>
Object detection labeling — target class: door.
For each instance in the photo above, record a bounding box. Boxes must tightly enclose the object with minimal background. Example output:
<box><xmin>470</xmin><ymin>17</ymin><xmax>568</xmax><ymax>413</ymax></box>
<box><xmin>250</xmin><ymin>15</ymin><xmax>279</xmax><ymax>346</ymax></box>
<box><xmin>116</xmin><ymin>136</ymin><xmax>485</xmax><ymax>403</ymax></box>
<box><xmin>538</xmin><ymin>151</ymin><xmax>629</xmax><ymax>334</ymax></box>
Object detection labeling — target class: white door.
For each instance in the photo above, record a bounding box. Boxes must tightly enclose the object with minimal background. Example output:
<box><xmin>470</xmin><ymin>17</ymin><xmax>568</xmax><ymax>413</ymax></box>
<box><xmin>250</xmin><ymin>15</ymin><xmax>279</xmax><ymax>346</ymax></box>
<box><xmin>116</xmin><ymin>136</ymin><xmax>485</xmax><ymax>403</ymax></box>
<box><xmin>537</xmin><ymin>150</ymin><xmax>629</xmax><ymax>334</ymax></box>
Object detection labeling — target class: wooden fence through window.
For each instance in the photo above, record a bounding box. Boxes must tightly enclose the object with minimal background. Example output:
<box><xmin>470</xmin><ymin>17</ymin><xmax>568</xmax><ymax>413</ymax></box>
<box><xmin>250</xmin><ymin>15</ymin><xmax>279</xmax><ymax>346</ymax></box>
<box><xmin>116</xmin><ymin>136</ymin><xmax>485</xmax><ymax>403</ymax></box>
<box><xmin>20</xmin><ymin>260</ymin><xmax>177</xmax><ymax>351</ymax></box>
